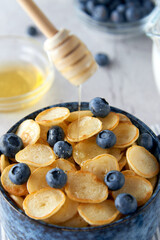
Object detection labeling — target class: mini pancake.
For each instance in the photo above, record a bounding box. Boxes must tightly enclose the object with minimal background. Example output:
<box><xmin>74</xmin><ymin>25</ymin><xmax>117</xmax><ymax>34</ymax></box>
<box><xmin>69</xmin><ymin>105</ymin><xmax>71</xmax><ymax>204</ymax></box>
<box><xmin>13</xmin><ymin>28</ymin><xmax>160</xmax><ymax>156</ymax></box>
<box><xmin>65</xmin><ymin>171</ymin><xmax>108</xmax><ymax>203</ymax></box>
<box><xmin>118</xmin><ymin>113</ymin><xmax>131</xmax><ymax>123</ymax></box>
<box><xmin>66</xmin><ymin>110</ymin><xmax>93</xmax><ymax>122</ymax></box>
<box><xmin>9</xmin><ymin>158</ymin><xmax>17</xmax><ymax>163</ymax></box>
<box><xmin>113</xmin><ymin>213</ymin><xmax>124</xmax><ymax>223</ymax></box>
<box><xmin>50</xmin><ymin>158</ymin><xmax>76</xmax><ymax>172</ymax></box>
<box><xmin>78</xmin><ymin>200</ymin><xmax>119</xmax><ymax>226</ymax></box>
<box><xmin>28</xmin><ymin>165</ymin><xmax>37</xmax><ymax>173</ymax></box>
<box><xmin>148</xmin><ymin>176</ymin><xmax>157</xmax><ymax>189</ymax></box>
<box><xmin>10</xmin><ymin>195</ymin><xmax>24</xmax><ymax>210</ymax></box>
<box><xmin>112</xmin><ymin>122</ymin><xmax>139</xmax><ymax>148</ymax></box>
<box><xmin>108</xmin><ymin>148</ymin><xmax>125</xmax><ymax>162</ymax></box>
<box><xmin>38</xmin><ymin>125</ymin><xmax>50</xmax><ymax>143</ymax></box>
<box><xmin>124</xmin><ymin>161</ymin><xmax>130</xmax><ymax>170</ymax></box>
<box><xmin>36</xmin><ymin>137</ymin><xmax>49</xmax><ymax>145</ymax></box>
<box><xmin>98</xmin><ymin>112</ymin><xmax>119</xmax><ymax>131</ymax></box>
<box><xmin>62</xmin><ymin>213</ymin><xmax>88</xmax><ymax>227</ymax></box>
<box><xmin>73</xmin><ymin>137</ymin><xmax>109</xmax><ymax>166</ymax></box>
<box><xmin>45</xmin><ymin>197</ymin><xmax>79</xmax><ymax>224</ymax></box>
<box><xmin>35</xmin><ymin>107</ymin><xmax>70</xmax><ymax>127</ymax></box>
<box><xmin>15</xmin><ymin>144</ymin><xmax>56</xmax><ymax>167</ymax></box>
<box><xmin>1</xmin><ymin>154</ymin><xmax>10</xmax><ymax>173</ymax></box>
<box><xmin>118</xmin><ymin>156</ymin><xmax>127</xmax><ymax>171</ymax></box>
<box><xmin>16</xmin><ymin>119</ymin><xmax>40</xmax><ymax>147</ymax></box>
<box><xmin>64</xmin><ymin>136</ymin><xmax>76</xmax><ymax>148</ymax></box>
<box><xmin>1</xmin><ymin>164</ymin><xmax>28</xmax><ymax>196</ymax></box>
<box><xmin>81</xmin><ymin>154</ymin><xmax>119</xmax><ymax>181</ymax></box>
<box><xmin>67</xmin><ymin>116</ymin><xmax>102</xmax><ymax>142</ymax></box>
<box><xmin>27</xmin><ymin>166</ymin><xmax>53</xmax><ymax>193</ymax></box>
<box><xmin>121</xmin><ymin>170</ymin><xmax>136</xmax><ymax>176</ymax></box>
<box><xmin>58</xmin><ymin>121</ymin><xmax>68</xmax><ymax>135</ymax></box>
<box><xmin>132</xmin><ymin>142</ymin><xmax>137</xmax><ymax>146</ymax></box>
<box><xmin>23</xmin><ymin>187</ymin><xmax>66</xmax><ymax>220</ymax></box>
<box><xmin>112</xmin><ymin>175</ymin><xmax>153</xmax><ymax>206</ymax></box>
<box><xmin>126</xmin><ymin>146</ymin><xmax>159</xmax><ymax>178</ymax></box>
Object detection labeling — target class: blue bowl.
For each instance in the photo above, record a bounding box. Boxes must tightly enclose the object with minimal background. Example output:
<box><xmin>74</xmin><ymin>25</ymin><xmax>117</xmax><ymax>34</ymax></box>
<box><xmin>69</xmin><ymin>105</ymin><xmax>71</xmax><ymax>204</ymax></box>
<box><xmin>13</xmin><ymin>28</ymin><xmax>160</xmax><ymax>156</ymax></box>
<box><xmin>0</xmin><ymin>102</ymin><xmax>160</xmax><ymax>240</ymax></box>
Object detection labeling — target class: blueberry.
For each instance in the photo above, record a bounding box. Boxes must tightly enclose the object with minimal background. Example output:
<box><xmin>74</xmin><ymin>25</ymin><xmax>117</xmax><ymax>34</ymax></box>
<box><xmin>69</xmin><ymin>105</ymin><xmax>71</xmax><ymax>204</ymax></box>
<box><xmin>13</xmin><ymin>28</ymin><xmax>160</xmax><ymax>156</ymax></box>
<box><xmin>97</xmin><ymin>0</ymin><xmax>111</xmax><ymax>4</ymax></box>
<box><xmin>104</xmin><ymin>170</ymin><xmax>125</xmax><ymax>190</ymax></box>
<box><xmin>137</xmin><ymin>132</ymin><xmax>154</xmax><ymax>151</ymax></box>
<box><xmin>92</xmin><ymin>5</ymin><xmax>109</xmax><ymax>22</ymax></box>
<box><xmin>95</xmin><ymin>53</ymin><xmax>110</xmax><ymax>66</ymax></box>
<box><xmin>115</xmin><ymin>193</ymin><xmax>138</xmax><ymax>215</ymax></box>
<box><xmin>46</xmin><ymin>168</ymin><xmax>67</xmax><ymax>189</ymax></box>
<box><xmin>143</xmin><ymin>0</ymin><xmax>155</xmax><ymax>13</ymax></box>
<box><xmin>78</xmin><ymin>0</ymin><xmax>88</xmax><ymax>3</ymax></box>
<box><xmin>157</xmin><ymin>135</ymin><xmax>160</xmax><ymax>141</ymax></box>
<box><xmin>126</xmin><ymin>1</ymin><xmax>141</xmax><ymax>8</ymax></box>
<box><xmin>96</xmin><ymin>130</ymin><xmax>116</xmax><ymax>148</ymax></box>
<box><xmin>86</xmin><ymin>0</ymin><xmax>96</xmax><ymax>14</ymax></box>
<box><xmin>117</xmin><ymin>4</ymin><xmax>126</xmax><ymax>13</ymax></box>
<box><xmin>9</xmin><ymin>163</ymin><xmax>31</xmax><ymax>185</ymax></box>
<box><xmin>47</xmin><ymin>126</ymin><xmax>65</xmax><ymax>147</ymax></box>
<box><xmin>125</xmin><ymin>6</ymin><xmax>142</xmax><ymax>22</ymax></box>
<box><xmin>27</xmin><ymin>26</ymin><xmax>38</xmax><ymax>36</ymax></box>
<box><xmin>0</xmin><ymin>133</ymin><xmax>23</xmax><ymax>158</ymax></box>
<box><xmin>89</xmin><ymin>97</ymin><xmax>110</xmax><ymax>117</ymax></box>
<box><xmin>109</xmin><ymin>0</ymin><xmax>122</xmax><ymax>12</ymax></box>
<box><xmin>53</xmin><ymin>141</ymin><xmax>72</xmax><ymax>159</ymax></box>
<box><xmin>110</xmin><ymin>10</ymin><xmax>125</xmax><ymax>23</ymax></box>
<box><xmin>77</xmin><ymin>2</ymin><xmax>87</xmax><ymax>12</ymax></box>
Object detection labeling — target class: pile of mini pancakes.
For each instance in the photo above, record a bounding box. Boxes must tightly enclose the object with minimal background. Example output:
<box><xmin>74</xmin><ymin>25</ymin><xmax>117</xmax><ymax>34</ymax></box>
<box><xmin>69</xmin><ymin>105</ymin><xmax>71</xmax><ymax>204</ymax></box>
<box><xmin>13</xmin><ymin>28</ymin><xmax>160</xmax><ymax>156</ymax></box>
<box><xmin>0</xmin><ymin>106</ymin><xmax>159</xmax><ymax>227</ymax></box>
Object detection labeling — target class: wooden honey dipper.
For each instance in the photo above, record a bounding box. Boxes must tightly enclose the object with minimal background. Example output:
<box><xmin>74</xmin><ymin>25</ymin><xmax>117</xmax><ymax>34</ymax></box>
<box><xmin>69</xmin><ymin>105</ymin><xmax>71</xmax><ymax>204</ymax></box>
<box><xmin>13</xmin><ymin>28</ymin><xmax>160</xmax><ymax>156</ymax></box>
<box><xmin>17</xmin><ymin>0</ymin><xmax>97</xmax><ymax>86</ymax></box>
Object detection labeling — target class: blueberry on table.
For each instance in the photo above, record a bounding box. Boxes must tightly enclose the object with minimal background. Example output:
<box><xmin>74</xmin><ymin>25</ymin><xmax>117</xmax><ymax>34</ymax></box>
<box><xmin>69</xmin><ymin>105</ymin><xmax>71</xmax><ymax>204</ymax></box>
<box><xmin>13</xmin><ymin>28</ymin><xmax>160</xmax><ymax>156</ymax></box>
<box><xmin>137</xmin><ymin>132</ymin><xmax>154</xmax><ymax>151</ymax></box>
<box><xmin>53</xmin><ymin>141</ymin><xmax>72</xmax><ymax>159</ymax></box>
<box><xmin>9</xmin><ymin>163</ymin><xmax>31</xmax><ymax>185</ymax></box>
<box><xmin>89</xmin><ymin>97</ymin><xmax>110</xmax><ymax>117</ymax></box>
<box><xmin>46</xmin><ymin>168</ymin><xmax>67</xmax><ymax>189</ymax></box>
<box><xmin>115</xmin><ymin>193</ymin><xmax>138</xmax><ymax>215</ymax></box>
<box><xmin>95</xmin><ymin>53</ymin><xmax>110</xmax><ymax>67</ymax></box>
<box><xmin>47</xmin><ymin>126</ymin><xmax>65</xmax><ymax>147</ymax></box>
<box><xmin>92</xmin><ymin>5</ymin><xmax>109</xmax><ymax>22</ymax></box>
<box><xmin>27</xmin><ymin>26</ymin><xmax>38</xmax><ymax>36</ymax></box>
<box><xmin>96</xmin><ymin>130</ymin><xmax>116</xmax><ymax>148</ymax></box>
<box><xmin>0</xmin><ymin>133</ymin><xmax>23</xmax><ymax>158</ymax></box>
<box><xmin>104</xmin><ymin>170</ymin><xmax>125</xmax><ymax>190</ymax></box>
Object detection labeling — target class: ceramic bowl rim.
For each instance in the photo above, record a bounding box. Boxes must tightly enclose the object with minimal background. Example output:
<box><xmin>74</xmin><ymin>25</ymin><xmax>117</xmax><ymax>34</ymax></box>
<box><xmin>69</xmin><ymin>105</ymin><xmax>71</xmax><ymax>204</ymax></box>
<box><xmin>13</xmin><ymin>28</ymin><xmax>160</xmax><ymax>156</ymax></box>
<box><xmin>0</xmin><ymin>102</ymin><xmax>160</xmax><ymax>232</ymax></box>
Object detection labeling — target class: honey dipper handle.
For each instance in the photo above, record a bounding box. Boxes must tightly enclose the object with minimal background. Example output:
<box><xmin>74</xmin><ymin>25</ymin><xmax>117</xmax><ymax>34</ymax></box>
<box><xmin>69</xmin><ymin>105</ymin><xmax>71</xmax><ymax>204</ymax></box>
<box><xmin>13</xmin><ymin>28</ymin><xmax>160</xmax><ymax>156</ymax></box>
<box><xmin>17</xmin><ymin>0</ymin><xmax>58</xmax><ymax>38</ymax></box>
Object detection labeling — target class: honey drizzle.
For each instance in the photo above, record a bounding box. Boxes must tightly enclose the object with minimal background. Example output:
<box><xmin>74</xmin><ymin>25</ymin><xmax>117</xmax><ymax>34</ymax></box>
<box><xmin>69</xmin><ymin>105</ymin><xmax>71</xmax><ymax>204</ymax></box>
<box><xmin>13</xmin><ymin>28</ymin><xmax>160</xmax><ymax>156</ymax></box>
<box><xmin>77</xmin><ymin>84</ymin><xmax>82</xmax><ymax>140</ymax></box>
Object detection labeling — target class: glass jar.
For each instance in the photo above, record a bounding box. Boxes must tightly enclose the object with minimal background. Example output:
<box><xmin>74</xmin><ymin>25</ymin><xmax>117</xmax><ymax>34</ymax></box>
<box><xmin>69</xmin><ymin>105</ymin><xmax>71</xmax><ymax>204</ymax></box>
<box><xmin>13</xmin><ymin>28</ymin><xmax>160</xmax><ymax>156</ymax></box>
<box><xmin>74</xmin><ymin>0</ymin><xmax>158</xmax><ymax>38</ymax></box>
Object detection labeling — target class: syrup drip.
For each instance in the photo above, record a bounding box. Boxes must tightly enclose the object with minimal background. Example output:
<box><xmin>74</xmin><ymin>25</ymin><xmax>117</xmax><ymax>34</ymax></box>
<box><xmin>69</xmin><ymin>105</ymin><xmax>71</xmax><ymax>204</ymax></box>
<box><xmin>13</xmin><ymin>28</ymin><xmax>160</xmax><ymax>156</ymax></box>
<box><xmin>77</xmin><ymin>84</ymin><xmax>82</xmax><ymax>140</ymax></box>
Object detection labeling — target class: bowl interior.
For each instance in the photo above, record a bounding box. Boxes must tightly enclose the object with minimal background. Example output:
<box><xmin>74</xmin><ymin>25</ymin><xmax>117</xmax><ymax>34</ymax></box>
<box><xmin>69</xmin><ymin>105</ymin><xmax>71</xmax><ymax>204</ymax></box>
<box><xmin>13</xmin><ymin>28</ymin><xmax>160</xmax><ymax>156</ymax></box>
<box><xmin>0</xmin><ymin>102</ymin><xmax>160</xmax><ymax>231</ymax></box>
